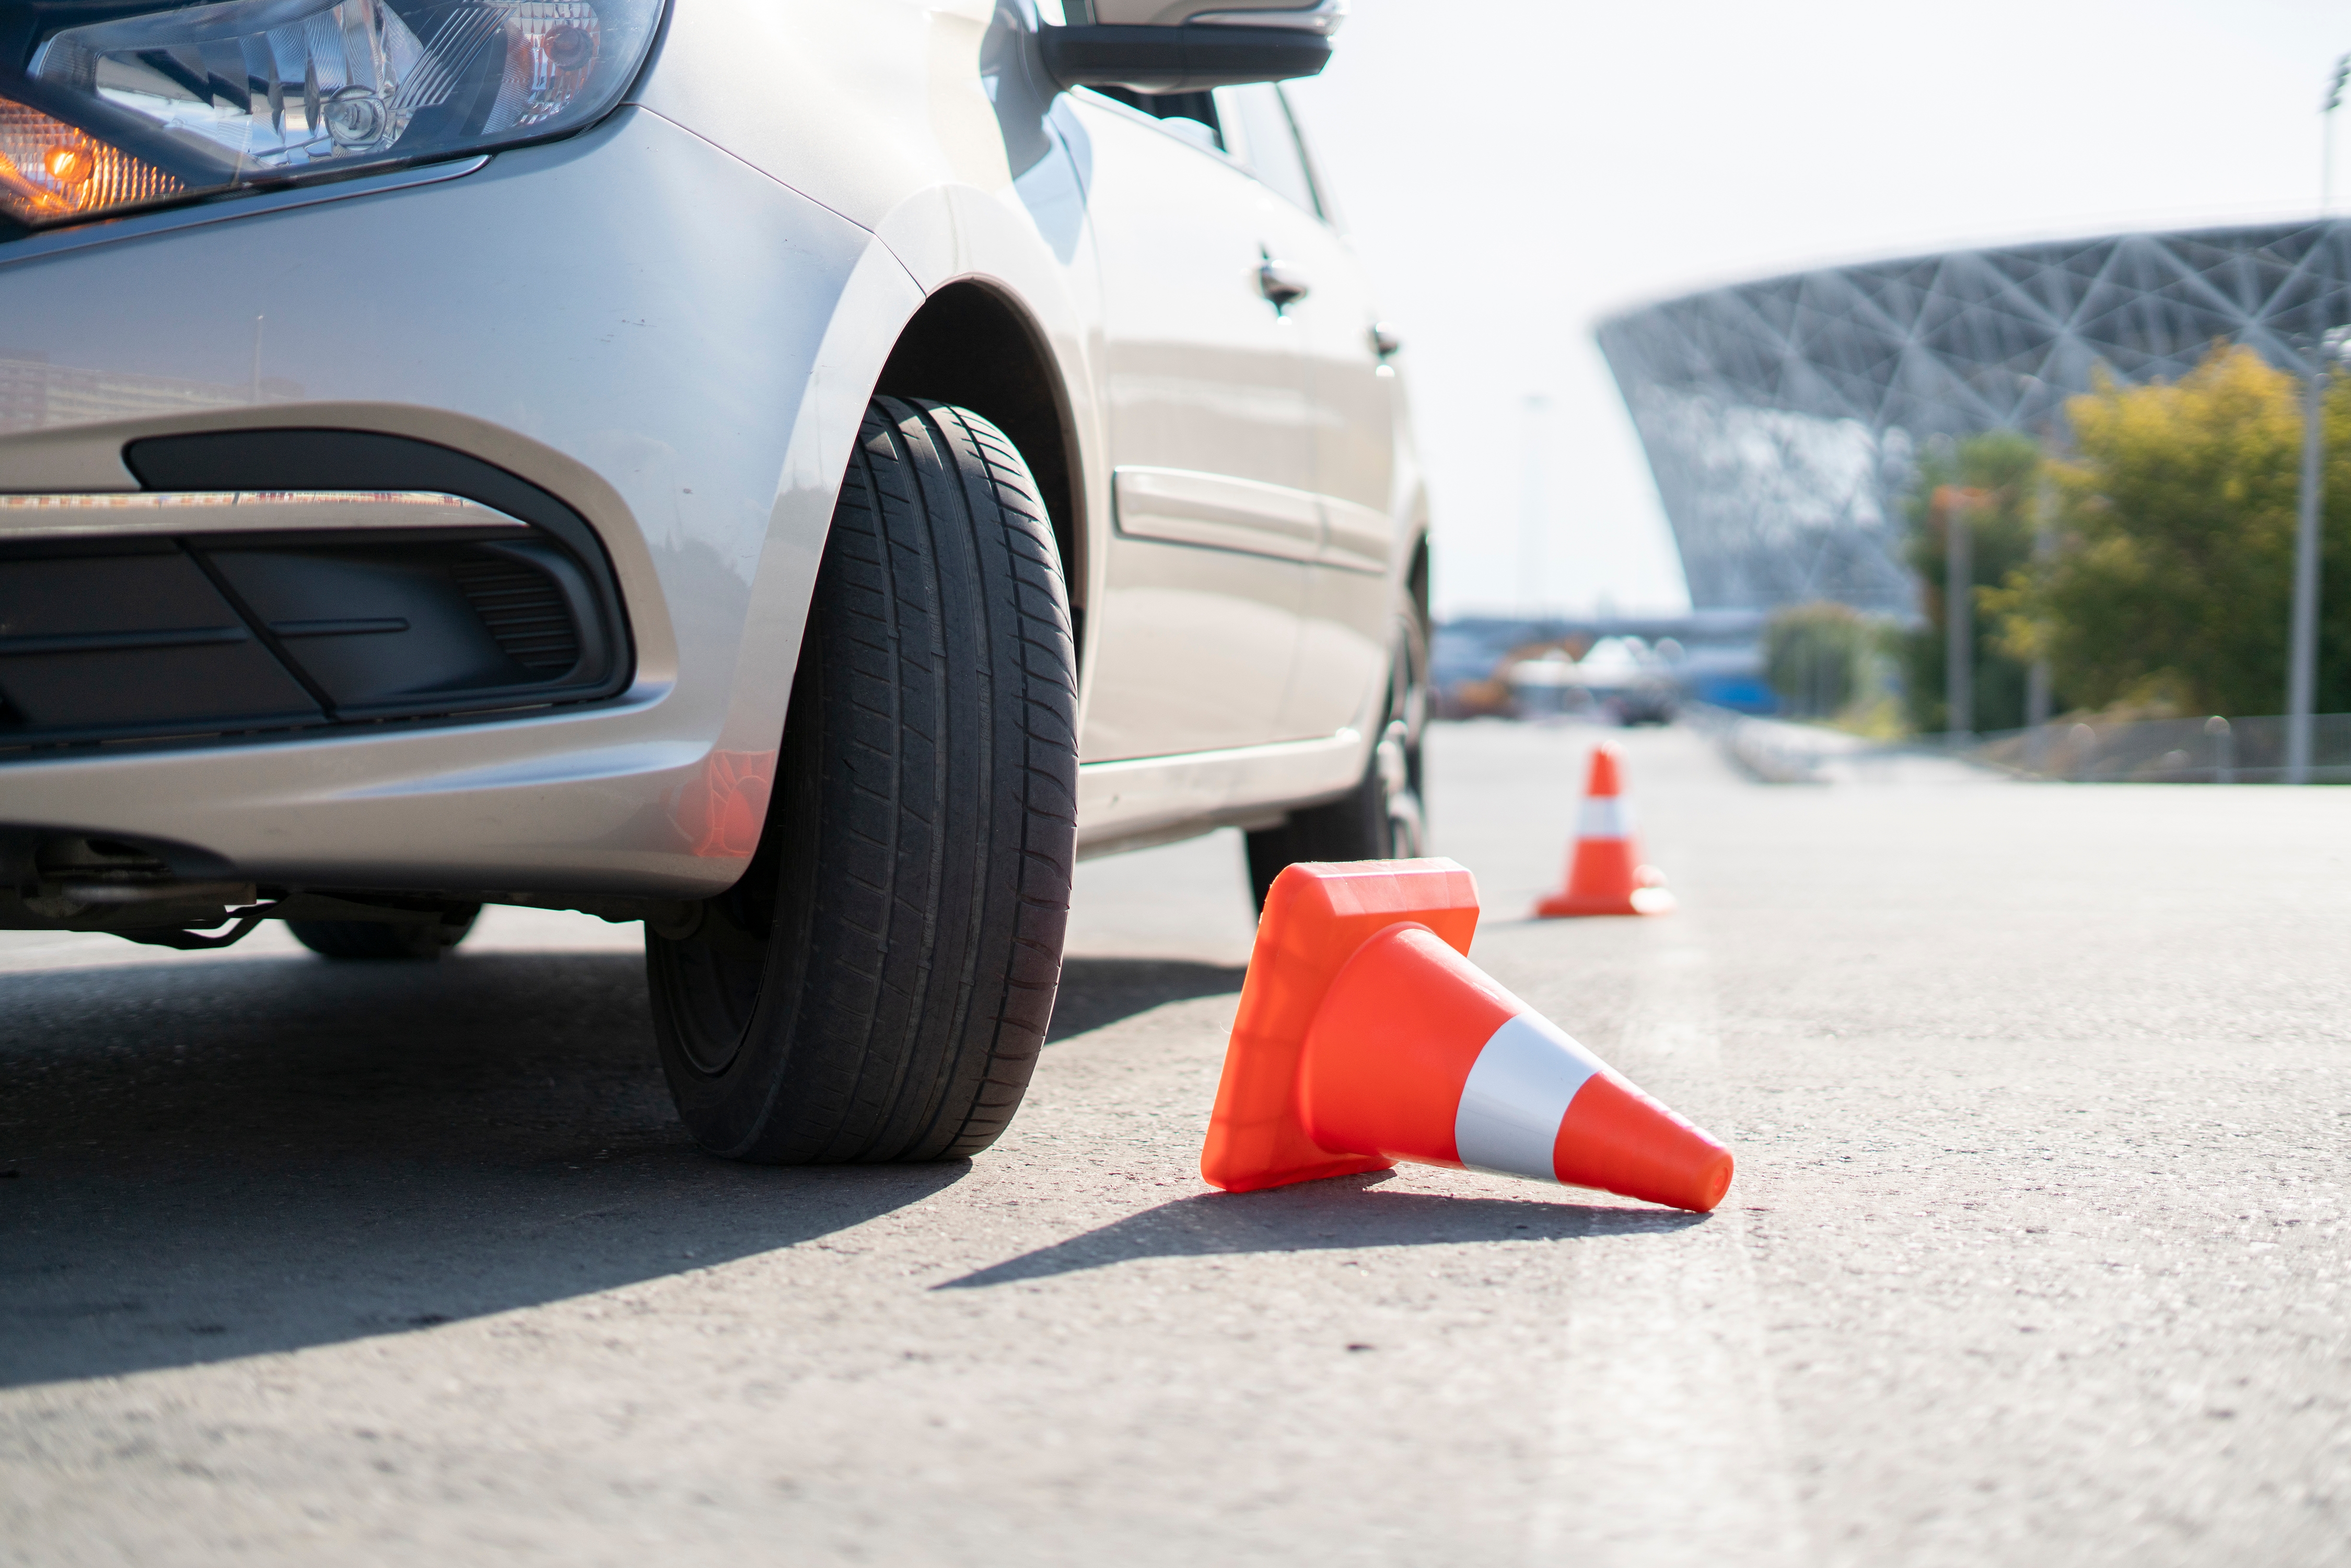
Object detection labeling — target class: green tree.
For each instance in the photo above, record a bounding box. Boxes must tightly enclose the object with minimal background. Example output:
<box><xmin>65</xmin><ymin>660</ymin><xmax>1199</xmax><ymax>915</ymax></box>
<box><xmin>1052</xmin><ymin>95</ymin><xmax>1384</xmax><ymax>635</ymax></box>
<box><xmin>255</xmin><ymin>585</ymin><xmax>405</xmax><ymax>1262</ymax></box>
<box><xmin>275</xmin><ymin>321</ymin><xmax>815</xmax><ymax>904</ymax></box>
<box><xmin>1900</xmin><ymin>429</ymin><xmax>2043</xmax><ymax>733</ymax></box>
<box><xmin>1988</xmin><ymin>343</ymin><xmax>2351</xmax><ymax>717</ymax></box>
<box><xmin>1764</xmin><ymin>601</ymin><xmax>1867</xmax><ymax>717</ymax></box>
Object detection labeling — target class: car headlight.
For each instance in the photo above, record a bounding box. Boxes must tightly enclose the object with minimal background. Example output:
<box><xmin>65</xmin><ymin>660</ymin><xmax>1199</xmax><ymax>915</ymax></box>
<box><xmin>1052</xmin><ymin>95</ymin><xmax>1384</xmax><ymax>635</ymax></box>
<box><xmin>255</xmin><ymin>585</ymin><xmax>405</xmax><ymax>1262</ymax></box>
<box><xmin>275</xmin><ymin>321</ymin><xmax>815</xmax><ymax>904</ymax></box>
<box><xmin>0</xmin><ymin>0</ymin><xmax>665</xmax><ymax>230</ymax></box>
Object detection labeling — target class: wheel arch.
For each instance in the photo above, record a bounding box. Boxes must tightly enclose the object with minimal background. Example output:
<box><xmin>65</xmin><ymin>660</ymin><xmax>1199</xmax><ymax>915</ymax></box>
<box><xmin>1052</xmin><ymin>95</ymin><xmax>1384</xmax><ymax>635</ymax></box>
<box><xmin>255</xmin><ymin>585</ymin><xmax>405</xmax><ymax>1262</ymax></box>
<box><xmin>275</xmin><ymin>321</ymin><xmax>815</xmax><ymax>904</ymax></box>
<box><xmin>871</xmin><ymin>280</ymin><xmax>1088</xmax><ymax>637</ymax></box>
<box><xmin>1405</xmin><ymin>525</ymin><xmax>1432</xmax><ymax>627</ymax></box>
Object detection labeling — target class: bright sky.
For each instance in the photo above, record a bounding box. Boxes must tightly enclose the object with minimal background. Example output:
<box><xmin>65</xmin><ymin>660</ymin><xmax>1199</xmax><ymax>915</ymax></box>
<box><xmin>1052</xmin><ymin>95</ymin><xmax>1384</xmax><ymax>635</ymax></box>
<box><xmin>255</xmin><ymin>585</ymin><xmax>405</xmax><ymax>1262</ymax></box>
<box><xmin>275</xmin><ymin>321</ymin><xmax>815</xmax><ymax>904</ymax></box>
<box><xmin>1283</xmin><ymin>0</ymin><xmax>2351</xmax><ymax>618</ymax></box>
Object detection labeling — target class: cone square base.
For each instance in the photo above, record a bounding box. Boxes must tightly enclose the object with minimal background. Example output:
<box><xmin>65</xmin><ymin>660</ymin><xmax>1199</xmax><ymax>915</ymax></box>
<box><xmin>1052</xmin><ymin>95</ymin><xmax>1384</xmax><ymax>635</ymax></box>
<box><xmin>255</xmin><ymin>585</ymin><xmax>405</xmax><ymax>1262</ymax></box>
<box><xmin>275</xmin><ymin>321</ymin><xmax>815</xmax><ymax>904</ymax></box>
<box><xmin>1535</xmin><ymin>885</ymin><xmax>1677</xmax><ymax>918</ymax></box>
<box><xmin>1200</xmin><ymin>859</ymin><xmax>1482</xmax><ymax>1193</ymax></box>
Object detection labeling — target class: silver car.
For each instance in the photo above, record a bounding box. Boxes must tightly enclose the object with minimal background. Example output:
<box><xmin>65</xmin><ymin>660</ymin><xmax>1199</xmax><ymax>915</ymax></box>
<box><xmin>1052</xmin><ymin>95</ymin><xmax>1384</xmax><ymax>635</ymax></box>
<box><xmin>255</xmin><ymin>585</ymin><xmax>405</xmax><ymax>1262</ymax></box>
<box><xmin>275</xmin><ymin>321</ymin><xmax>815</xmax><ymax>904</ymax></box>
<box><xmin>0</xmin><ymin>0</ymin><xmax>1427</xmax><ymax>1164</ymax></box>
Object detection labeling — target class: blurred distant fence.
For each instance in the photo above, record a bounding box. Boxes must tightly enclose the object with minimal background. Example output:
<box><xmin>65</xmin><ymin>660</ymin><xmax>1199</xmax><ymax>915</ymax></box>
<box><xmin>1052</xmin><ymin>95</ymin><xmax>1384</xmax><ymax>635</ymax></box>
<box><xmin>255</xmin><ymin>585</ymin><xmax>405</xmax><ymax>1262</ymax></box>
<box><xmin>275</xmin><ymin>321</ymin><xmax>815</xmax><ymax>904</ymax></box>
<box><xmin>1687</xmin><ymin>706</ymin><xmax>2351</xmax><ymax>784</ymax></box>
<box><xmin>1968</xmin><ymin>714</ymin><xmax>2351</xmax><ymax>783</ymax></box>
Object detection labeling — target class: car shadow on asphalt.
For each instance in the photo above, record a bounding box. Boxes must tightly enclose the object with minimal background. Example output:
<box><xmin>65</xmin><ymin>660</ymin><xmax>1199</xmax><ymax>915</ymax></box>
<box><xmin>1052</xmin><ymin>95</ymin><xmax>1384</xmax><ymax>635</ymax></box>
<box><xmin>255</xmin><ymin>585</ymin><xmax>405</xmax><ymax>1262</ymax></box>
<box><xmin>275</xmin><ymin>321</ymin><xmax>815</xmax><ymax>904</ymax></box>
<box><xmin>0</xmin><ymin>948</ymin><xmax>971</xmax><ymax>1389</ymax></box>
<box><xmin>0</xmin><ymin>945</ymin><xmax>1275</xmax><ymax>1389</ymax></box>
<box><xmin>934</xmin><ymin>1172</ymin><xmax>1708</xmax><ymax>1289</ymax></box>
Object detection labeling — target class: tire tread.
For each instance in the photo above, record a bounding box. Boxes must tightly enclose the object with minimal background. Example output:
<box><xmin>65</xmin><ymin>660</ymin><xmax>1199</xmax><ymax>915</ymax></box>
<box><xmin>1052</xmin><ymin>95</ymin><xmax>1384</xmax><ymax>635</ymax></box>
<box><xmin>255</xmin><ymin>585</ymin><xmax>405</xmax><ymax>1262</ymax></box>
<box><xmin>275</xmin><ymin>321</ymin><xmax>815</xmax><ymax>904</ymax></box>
<box><xmin>648</xmin><ymin>399</ymin><xmax>1077</xmax><ymax>1163</ymax></box>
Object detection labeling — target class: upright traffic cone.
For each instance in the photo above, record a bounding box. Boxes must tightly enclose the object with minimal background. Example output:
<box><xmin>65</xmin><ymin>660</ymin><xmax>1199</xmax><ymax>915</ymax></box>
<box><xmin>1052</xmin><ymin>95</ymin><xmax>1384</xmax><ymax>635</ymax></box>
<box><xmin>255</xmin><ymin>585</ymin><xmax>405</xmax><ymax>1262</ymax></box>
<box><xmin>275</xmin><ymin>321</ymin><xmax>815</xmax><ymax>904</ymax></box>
<box><xmin>1536</xmin><ymin>742</ymin><xmax>1673</xmax><ymax>917</ymax></box>
<box><xmin>1201</xmin><ymin>859</ymin><xmax>1732</xmax><ymax>1212</ymax></box>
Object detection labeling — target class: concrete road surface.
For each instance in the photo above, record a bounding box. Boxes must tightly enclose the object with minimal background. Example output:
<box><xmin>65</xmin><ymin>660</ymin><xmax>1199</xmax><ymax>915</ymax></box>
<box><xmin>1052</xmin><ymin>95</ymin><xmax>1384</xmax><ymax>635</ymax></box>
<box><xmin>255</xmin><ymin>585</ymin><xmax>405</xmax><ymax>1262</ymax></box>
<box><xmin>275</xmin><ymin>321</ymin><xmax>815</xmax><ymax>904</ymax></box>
<box><xmin>3</xmin><ymin>722</ymin><xmax>2346</xmax><ymax>1566</ymax></box>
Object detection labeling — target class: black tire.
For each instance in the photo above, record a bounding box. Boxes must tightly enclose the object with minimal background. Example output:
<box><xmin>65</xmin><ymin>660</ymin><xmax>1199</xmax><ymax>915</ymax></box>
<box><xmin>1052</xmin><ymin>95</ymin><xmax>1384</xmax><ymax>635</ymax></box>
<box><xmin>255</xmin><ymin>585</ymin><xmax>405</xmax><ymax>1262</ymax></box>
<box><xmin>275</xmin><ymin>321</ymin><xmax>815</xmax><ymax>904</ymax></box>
<box><xmin>286</xmin><ymin>905</ymin><xmax>481</xmax><ymax>961</ymax></box>
<box><xmin>645</xmin><ymin>398</ymin><xmax>1078</xmax><ymax>1164</ymax></box>
<box><xmin>1245</xmin><ymin>612</ymin><xmax>1429</xmax><ymax>910</ymax></box>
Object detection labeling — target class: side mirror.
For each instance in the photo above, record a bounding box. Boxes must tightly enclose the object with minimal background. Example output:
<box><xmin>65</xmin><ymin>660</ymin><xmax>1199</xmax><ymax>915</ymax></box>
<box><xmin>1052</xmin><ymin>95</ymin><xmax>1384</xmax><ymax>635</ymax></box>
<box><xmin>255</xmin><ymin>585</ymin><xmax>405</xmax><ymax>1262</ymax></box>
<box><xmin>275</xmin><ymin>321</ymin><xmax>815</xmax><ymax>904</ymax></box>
<box><xmin>1040</xmin><ymin>0</ymin><xmax>1343</xmax><ymax>93</ymax></box>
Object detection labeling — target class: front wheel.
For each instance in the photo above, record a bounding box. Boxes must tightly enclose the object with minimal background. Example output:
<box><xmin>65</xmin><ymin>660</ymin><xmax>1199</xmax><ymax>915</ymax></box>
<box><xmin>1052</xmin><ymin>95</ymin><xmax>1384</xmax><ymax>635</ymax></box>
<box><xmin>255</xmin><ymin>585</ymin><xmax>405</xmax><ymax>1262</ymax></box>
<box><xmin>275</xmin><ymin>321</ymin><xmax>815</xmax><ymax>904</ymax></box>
<box><xmin>645</xmin><ymin>399</ymin><xmax>1079</xmax><ymax>1164</ymax></box>
<box><xmin>1245</xmin><ymin>613</ymin><xmax>1429</xmax><ymax>910</ymax></box>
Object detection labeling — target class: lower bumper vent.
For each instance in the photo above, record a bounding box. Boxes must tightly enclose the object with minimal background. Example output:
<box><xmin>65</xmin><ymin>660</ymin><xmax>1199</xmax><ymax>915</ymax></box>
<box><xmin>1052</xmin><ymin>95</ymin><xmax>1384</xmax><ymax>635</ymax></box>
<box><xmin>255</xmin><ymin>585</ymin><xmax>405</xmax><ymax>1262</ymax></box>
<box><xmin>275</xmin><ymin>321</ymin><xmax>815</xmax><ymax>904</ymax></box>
<box><xmin>0</xmin><ymin>527</ymin><xmax>624</xmax><ymax>751</ymax></box>
<box><xmin>451</xmin><ymin>556</ymin><xmax>581</xmax><ymax>674</ymax></box>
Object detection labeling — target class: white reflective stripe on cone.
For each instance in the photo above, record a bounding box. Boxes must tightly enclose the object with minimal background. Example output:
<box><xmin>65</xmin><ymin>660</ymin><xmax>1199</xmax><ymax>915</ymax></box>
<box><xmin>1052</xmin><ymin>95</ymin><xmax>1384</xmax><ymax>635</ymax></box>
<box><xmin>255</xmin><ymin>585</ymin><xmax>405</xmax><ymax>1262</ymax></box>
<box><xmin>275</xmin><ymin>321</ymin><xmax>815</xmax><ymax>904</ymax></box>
<box><xmin>1454</xmin><ymin>1013</ymin><xmax>1608</xmax><ymax>1180</ymax></box>
<box><xmin>1577</xmin><ymin>797</ymin><xmax>1633</xmax><ymax>839</ymax></box>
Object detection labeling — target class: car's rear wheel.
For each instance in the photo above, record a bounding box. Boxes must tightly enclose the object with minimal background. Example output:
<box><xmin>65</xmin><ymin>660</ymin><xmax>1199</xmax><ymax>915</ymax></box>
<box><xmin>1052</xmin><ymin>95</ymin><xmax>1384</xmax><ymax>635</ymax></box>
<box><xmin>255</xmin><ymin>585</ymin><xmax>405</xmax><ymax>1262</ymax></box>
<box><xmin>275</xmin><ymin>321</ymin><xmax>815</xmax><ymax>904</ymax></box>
<box><xmin>646</xmin><ymin>399</ymin><xmax>1078</xmax><ymax>1163</ymax></box>
<box><xmin>286</xmin><ymin>905</ymin><xmax>480</xmax><ymax>960</ymax></box>
<box><xmin>1244</xmin><ymin>611</ymin><xmax>1429</xmax><ymax>909</ymax></box>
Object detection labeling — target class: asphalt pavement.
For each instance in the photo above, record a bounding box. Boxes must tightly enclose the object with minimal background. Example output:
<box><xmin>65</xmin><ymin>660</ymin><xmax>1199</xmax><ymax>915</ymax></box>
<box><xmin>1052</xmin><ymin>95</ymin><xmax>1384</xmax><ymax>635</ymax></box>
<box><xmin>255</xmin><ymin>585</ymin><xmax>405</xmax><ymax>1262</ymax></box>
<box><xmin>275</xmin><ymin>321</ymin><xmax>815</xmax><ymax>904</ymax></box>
<box><xmin>2</xmin><ymin>721</ymin><xmax>2346</xmax><ymax>1565</ymax></box>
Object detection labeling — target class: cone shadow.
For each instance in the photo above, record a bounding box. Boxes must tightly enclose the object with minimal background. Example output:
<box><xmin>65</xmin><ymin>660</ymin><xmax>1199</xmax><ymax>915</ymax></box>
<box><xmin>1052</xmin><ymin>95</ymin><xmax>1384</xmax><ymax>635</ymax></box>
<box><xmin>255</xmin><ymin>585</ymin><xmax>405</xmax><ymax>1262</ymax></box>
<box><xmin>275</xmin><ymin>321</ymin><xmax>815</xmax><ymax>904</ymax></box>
<box><xmin>936</xmin><ymin>1174</ymin><xmax>1709</xmax><ymax>1289</ymax></box>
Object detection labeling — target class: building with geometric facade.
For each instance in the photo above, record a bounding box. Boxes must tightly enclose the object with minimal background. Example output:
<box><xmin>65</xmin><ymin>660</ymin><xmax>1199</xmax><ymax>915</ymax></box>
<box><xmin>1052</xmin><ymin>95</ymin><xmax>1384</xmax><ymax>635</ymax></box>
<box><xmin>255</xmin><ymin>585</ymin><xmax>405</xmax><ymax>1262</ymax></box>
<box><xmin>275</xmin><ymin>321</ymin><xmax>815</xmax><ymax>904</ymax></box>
<box><xmin>1595</xmin><ymin>218</ymin><xmax>2351</xmax><ymax>614</ymax></box>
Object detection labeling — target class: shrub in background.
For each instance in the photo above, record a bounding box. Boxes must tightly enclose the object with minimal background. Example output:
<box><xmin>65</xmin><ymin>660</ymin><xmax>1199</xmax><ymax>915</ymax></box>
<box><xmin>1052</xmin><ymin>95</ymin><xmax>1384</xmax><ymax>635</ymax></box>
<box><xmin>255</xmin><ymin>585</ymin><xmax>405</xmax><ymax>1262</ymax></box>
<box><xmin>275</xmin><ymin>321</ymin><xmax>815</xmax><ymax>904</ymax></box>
<box><xmin>1764</xmin><ymin>602</ymin><xmax>1905</xmax><ymax>734</ymax></box>
<box><xmin>1764</xmin><ymin>601</ymin><xmax>1865</xmax><ymax>717</ymax></box>
<box><xmin>1988</xmin><ymin>344</ymin><xmax>2351</xmax><ymax>718</ymax></box>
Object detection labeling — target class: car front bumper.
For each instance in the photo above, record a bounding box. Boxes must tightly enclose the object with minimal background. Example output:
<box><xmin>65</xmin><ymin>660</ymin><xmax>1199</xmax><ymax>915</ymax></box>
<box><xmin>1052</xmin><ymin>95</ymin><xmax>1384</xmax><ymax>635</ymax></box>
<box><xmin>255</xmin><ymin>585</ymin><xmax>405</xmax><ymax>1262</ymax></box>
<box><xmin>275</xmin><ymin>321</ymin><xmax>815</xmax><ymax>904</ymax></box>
<box><xmin>0</xmin><ymin>107</ymin><xmax>906</xmax><ymax>902</ymax></box>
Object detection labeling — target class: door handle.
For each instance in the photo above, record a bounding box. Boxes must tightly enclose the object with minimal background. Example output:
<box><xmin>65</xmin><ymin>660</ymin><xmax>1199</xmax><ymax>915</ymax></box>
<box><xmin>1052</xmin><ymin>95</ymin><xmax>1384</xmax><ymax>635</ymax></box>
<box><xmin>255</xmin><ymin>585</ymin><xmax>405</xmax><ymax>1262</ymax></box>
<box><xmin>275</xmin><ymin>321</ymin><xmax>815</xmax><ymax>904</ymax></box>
<box><xmin>1257</xmin><ymin>258</ymin><xmax>1310</xmax><ymax>310</ymax></box>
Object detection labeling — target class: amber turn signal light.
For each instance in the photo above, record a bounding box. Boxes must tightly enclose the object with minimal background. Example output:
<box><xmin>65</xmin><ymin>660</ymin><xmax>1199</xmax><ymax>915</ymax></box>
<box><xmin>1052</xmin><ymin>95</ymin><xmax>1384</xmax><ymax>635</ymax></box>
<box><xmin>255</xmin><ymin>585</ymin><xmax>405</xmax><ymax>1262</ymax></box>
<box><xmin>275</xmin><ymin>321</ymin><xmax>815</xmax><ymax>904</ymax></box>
<box><xmin>0</xmin><ymin>97</ymin><xmax>180</xmax><ymax>227</ymax></box>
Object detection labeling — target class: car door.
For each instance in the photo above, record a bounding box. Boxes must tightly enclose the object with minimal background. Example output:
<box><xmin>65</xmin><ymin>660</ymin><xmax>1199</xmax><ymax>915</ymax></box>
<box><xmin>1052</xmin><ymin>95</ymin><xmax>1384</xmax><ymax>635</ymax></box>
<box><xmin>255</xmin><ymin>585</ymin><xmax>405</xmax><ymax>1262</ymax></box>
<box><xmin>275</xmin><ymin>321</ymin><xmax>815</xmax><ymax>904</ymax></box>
<box><xmin>1066</xmin><ymin>90</ymin><xmax>1319</xmax><ymax>762</ymax></box>
<box><xmin>1212</xmin><ymin>83</ymin><xmax>1400</xmax><ymax>743</ymax></box>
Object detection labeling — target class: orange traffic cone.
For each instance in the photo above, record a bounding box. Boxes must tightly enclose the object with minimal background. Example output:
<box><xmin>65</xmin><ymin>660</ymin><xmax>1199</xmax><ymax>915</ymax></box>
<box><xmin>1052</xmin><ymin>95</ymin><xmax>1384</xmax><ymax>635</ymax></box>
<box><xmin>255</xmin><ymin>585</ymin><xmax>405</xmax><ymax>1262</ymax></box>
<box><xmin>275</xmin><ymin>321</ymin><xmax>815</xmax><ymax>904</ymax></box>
<box><xmin>1536</xmin><ymin>742</ymin><xmax>1673</xmax><ymax>917</ymax></box>
<box><xmin>1201</xmin><ymin>859</ymin><xmax>1732</xmax><ymax>1212</ymax></box>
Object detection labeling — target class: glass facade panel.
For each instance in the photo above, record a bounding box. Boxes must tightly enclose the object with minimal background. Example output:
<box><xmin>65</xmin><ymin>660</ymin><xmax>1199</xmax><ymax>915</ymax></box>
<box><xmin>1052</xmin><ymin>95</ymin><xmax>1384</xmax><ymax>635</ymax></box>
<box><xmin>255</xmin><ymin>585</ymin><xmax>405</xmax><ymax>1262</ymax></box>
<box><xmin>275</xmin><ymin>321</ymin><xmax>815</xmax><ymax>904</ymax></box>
<box><xmin>1597</xmin><ymin>220</ymin><xmax>2351</xmax><ymax>613</ymax></box>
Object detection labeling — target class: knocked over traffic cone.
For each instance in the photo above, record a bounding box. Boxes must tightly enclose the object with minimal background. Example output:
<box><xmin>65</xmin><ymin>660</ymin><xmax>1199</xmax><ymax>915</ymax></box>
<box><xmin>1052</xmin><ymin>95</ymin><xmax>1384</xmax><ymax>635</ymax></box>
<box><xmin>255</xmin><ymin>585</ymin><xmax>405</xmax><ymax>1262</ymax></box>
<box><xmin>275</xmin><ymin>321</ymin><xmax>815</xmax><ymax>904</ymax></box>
<box><xmin>1536</xmin><ymin>742</ymin><xmax>1673</xmax><ymax>917</ymax></box>
<box><xmin>1201</xmin><ymin>859</ymin><xmax>1732</xmax><ymax>1212</ymax></box>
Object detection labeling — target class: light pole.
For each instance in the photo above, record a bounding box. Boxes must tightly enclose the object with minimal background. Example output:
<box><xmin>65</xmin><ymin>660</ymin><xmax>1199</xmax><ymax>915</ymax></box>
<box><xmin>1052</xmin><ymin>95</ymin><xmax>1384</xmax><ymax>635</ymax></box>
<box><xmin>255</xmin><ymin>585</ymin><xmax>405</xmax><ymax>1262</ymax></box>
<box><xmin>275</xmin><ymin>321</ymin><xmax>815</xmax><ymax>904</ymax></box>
<box><xmin>2021</xmin><ymin>466</ymin><xmax>2057</xmax><ymax>773</ymax></box>
<box><xmin>2288</xmin><ymin>326</ymin><xmax>2344</xmax><ymax>783</ymax></box>
<box><xmin>2026</xmin><ymin>465</ymin><xmax>2056</xmax><ymax>730</ymax></box>
<box><xmin>2327</xmin><ymin>55</ymin><xmax>2348</xmax><ymax>212</ymax></box>
<box><xmin>1934</xmin><ymin>484</ymin><xmax>1989</xmax><ymax>746</ymax></box>
<box><xmin>1519</xmin><ymin>393</ymin><xmax>1550</xmax><ymax>625</ymax></box>
<box><xmin>2285</xmin><ymin>60</ymin><xmax>2348</xmax><ymax>783</ymax></box>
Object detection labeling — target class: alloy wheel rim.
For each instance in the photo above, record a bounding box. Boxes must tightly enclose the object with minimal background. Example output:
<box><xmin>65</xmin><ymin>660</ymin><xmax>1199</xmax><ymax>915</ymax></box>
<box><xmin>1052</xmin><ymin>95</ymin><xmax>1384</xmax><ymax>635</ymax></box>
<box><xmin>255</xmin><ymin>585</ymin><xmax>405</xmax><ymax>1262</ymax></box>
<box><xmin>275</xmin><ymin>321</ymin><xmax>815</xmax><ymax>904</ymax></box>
<box><xmin>1382</xmin><ymin>614</ymin><xmax>1430</xmax><ymax>857</ymax></box>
